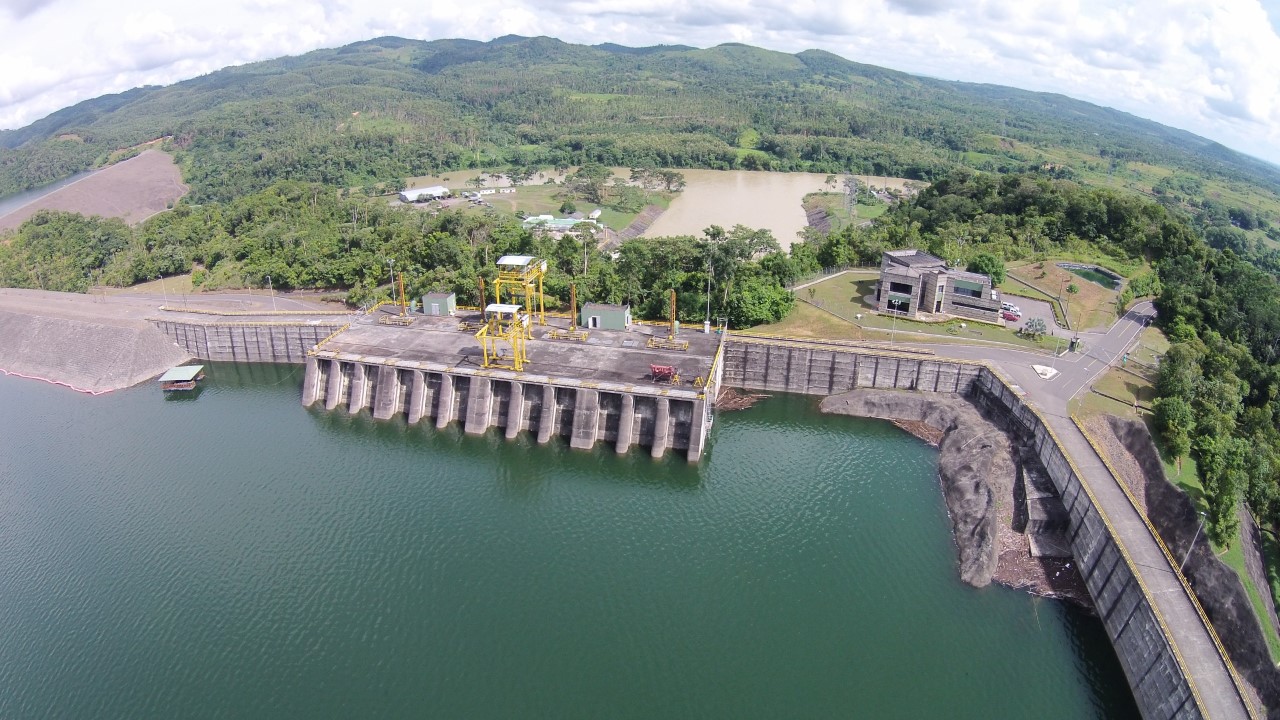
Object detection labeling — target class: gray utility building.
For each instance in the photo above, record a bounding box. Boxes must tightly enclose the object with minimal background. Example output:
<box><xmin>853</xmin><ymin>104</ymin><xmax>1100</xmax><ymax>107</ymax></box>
<box><xmin>876</xmin><ymin>249</ymin><xmax>1002</xmax><ymax>323</ymax></box>
<box><xmin>421</xmin><ymin>292</ymin><xmax>456</xmax><ymax>316</ymax></box>
<box><xmin>580</xmin><ymin>303</ymin><xmax>631</xmax><ymax>331</ymax></box>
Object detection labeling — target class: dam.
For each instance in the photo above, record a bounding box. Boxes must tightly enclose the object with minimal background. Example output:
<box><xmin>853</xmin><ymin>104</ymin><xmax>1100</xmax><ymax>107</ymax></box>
<box><xmin>299</xmin><ymin>303</ymin><xmax>724</xmax><ymax>461</ymax></box>
<box><xmin>0</xmin><ymin>285</ymin><xmax>1257</xmax><ymax>718</ymax></box>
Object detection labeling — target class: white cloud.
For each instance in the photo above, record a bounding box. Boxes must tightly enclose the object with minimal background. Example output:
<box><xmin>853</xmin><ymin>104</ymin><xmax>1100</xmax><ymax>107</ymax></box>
<box><xmin>0</xmin><ymin>0</ymin><xmax>1278</xmax><ymax>164</ymax></box>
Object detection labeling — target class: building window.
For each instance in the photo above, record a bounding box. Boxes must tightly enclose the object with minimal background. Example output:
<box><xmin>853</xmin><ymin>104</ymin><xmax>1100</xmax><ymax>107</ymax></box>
<box><xmin>950</xmin><ymin>299</ymin><xmax>994</xmax><ymax>313</ymax></box>
<box><xmin>888</xmin><ymin>281</ymin><xmax>913</xmax><ymax>295</ymax></box>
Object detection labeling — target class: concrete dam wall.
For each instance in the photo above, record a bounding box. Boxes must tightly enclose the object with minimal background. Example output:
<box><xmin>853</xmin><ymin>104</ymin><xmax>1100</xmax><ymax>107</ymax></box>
<box><xmin>301</xmin><ymin>355</ymin><xmax>713</xmax><ymax>459</ymax></box>
<box><xmin>152</xmin><ymin>319</ymin><xmax>346</xmax><ymax>363</ymax></box>
<box><xmin>722</xmin><ymin>337</ymin><xmax>1208</xmax><ymax>720</ymax></box>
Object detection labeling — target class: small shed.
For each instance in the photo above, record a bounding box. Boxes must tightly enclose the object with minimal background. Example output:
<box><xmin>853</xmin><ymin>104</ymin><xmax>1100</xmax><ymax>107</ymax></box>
<box><xmin>422</xmin><ymin>292</ymin><xmax>456</xmax><ymax>316</ymax></box>
<box><xmin>580</xmin><ymin>302</ymin><xmax>631</xmax><ymax>331</ymax></box>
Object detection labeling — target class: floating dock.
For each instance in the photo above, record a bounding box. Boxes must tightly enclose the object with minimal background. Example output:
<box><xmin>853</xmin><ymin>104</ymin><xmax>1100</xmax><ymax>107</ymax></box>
<box><xmin>157</xmin><ymin>364</ymin><xmax>205</xmax><ymax>391</ymax></box>
<box><xmin>302</xmin><ymin>307</ymin><xmax>724</xmax><ymax>461</ymax></box>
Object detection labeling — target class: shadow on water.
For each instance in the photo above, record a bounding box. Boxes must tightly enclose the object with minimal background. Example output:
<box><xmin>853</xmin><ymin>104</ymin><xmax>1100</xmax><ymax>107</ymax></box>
<box><xmin>305</xmin><ymin>404</ymin><xmax>703</xmax><ymax>493</ymax></box>
<box><xmin>162</xmin><ymin>385</ymin><xmax>205</xmax><ymax>401</ymax></box>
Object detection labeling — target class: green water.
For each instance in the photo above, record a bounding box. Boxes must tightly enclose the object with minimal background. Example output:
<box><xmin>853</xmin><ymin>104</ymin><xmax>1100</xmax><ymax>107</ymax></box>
<box><xmin>1064</xmin><ymin>265</ymin><xmax>1121</xmax><ymax>290</ymax></box>
<box><xmin>0</xmin><ymin>363</ymin><xmax>1138</xmax><ymax>718</ymax></box>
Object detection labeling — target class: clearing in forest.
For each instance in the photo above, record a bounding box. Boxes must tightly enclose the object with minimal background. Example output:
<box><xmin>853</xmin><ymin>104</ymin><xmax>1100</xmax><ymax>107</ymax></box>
<box><xmin>0</xmin><ymin>150</ymin><xmax>188</xmax><ymax>232</ymax></box>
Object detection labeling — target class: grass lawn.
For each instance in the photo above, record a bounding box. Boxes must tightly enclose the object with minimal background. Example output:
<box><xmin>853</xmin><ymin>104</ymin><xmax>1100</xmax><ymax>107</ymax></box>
<box><xmin>1007</xmin><ymin>259</ymin><xmax>1123</xmax><ymax>331</ymax></box>
<box><xmin>802</xmin><ymin>192</ymin><xmax>887</xmax><ymax>231</ymax></box>
<box><xmin>753</xmin><ymin>301</ymin><xmax>867</xmax><ymax>340</ymax></box>
<box><xmin>105</xmin><ymin>273</ymin><xmax>196</xmax><ymax>295</ymax></box>
<box><xmin>1218</xmin><ymin>537</ymin><xmax>1280</xmax><ymax>662</ymax></box>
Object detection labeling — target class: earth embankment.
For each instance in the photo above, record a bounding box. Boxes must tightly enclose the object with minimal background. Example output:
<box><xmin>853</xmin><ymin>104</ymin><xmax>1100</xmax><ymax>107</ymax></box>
<box><xmin>0</xmin><ymin>292</ymin><xmax>189</xmax><ymax>393</ymax></box>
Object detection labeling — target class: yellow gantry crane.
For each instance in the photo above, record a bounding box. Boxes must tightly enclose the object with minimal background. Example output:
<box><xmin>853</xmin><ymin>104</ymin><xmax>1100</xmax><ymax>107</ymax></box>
<box><xmin>476</xmin><ymin>303</ymin><xmax>529</xmax><ymax>371</ymax></box>
<box><xmin>647</xmin><ymin>288</ymin><xmax>689</xmax><ymax>351</ymax></box>
<box><xmin>493</xmin><ymin>255</ymin><xmax>547</xmax><ymax>332</ymax></box>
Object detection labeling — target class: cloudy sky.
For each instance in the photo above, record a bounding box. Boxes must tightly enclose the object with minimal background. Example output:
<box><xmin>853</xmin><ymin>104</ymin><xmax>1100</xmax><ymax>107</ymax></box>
<box><xmin>3</xmin><ymin>0</ymin><xmax>1280</xmax><ymax>164</ymax></box>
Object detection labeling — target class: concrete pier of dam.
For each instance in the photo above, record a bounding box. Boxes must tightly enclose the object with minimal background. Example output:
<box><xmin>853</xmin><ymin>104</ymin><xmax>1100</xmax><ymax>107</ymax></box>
<box><xmin>301</xmin><ymin>307</ymin><xmax>724</xmax><ymax>461</ymax></box>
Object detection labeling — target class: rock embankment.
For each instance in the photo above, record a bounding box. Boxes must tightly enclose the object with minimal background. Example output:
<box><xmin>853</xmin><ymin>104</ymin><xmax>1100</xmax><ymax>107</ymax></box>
<box><xmin>821</xmin><ymin>389</ymin><xmax>1086</xmax><ymax>603</ymax></box>
<box><xmin>0</xmin><ymin>306</ymin><xmax>189</xmax><ymax>393</ymax></box>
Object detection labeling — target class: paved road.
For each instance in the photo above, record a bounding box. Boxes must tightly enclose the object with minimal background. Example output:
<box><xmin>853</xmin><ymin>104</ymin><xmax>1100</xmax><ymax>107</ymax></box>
<box><xmin>919</xmin><ymin>301</ymin><xmax>1252</xmax><ymax>720</ymax></box>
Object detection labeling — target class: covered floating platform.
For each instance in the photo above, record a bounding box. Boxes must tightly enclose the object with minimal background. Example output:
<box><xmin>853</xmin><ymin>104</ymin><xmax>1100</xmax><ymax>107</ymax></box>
<box><xmin>158</xmin><ymin>364</ymin><xmax>205</xmax><ymax>391</ymax></box>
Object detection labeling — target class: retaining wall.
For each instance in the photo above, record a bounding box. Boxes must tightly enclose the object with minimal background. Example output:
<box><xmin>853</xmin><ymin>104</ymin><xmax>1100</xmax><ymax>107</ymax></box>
<box><xmin>723</xmin><ymin>337</ymin><xmax>1205</xmax><ymax>720</ymax></box>
<box><xmin>152</xmin><ymin>320</ymin><xmax>346</xmax><ymax>363</ymax></box>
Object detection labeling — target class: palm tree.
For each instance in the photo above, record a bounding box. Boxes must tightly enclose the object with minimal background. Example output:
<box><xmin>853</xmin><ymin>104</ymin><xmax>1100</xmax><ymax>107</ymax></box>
<box><xmin>1065</xmin><ymin>283</ymin><xmax>1079</xmax><ymax>325</ymax></box>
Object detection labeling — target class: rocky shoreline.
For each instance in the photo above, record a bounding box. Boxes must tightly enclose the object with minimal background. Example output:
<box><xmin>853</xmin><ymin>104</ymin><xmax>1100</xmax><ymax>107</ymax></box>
<box><xmin>821</xmin><ymin>389</ymin><xmax>1090</xmax><ymax>607</ymax></box>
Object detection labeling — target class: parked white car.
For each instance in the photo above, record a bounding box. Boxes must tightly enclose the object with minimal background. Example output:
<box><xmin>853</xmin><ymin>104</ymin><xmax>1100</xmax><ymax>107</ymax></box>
<box><xmin>1001</xmin><ymin>301</ymin><xmax>1022</xmax><ymax>316</ymax></box>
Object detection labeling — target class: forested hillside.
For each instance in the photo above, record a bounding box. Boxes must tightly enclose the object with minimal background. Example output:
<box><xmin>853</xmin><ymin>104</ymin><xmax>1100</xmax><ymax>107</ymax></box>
<box><xmin>3</xmin><ymin>35</ymin><xmax>1279</xmax><ymax>222</ymax></box>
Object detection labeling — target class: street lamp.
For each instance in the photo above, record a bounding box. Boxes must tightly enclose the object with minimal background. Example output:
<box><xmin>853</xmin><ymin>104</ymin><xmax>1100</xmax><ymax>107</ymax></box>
<box><xmin>1180</xmin><ymin>511</ymin><xmax>1207</xmax><ymax>573</ymax></box>
<box><xmin>266</xmin><ymin>274</ymin><xmax>276</xmax><ymax>312</ymax></box>
<box><xmin>157</xmin><ymin>274</ymin><xmax>168</xmax><ymax>305</ymax></box>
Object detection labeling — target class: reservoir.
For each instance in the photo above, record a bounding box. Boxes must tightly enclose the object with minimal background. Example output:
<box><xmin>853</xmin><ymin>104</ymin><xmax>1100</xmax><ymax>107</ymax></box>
<box><xmin>0</xmin><ymin>363</ymin><xmax>1138</xmax><ymax>718</ymax></box>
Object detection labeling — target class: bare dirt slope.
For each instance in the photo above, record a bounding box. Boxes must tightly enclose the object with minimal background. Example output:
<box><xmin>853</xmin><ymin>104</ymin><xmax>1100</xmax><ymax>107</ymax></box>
<box><xmin>0</xmin><ymin>150</ymin><xmax>187</xmax><ymax>232</ymax></box>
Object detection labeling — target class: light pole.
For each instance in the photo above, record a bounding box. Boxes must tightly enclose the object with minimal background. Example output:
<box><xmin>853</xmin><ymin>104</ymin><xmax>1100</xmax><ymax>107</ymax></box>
<box><xmin>266</xmin><ymin>274</ymin><xmax>276</xmax><ymax>312</ymax></box>
<box><xmin>705</xmin><ymin>253</ymin><xmax>713</xmax><ymax>330</ymax></box>
<box><xmin>1180</xmin><ymin>511</ymin><xmax>1207</xmax><ymax>573</ymax></box>
<box><xmin>158</xmin><ymin>274</ymin><xmax>168</xmax><ymax>305</ymax></box>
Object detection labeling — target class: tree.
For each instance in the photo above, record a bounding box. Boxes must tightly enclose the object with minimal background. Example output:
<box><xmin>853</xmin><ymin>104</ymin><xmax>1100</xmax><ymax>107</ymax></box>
<box><xmin>559</xmin><ymin>200</ymin><xmax>578</xmax><ymax>215</ymax></box>
<box><xmin>725</xmin><ymin>274</ymin><xmax>794</xmax><ymax>327</ymax></box>
<box><xmin>567</xmin><ymin>163</ymin><xmax>613</xmax><ymax>204</ymax></box>
<box><xmin>1153</xmin><ymin>395</ymin><xmax>1195</xmax><ymax>472</ymax></box>
<box><xmin>1065</xmin><ymin>283</ymin><xmax>1079</xmax><ymax>324</ymax></box>
<box><xmin>657</xmin><ymin>169</ymin><xmax>685</xmax><ymax>192</ymax></box>
<box><xmin>1023</xmin><ymin>317</ymin><xmax>1047</xmax><ymax>339</ymax></box>
<box><xmin>966</xmin><ymin>252</ymin><xmax>1006</xmax><ymax>284</ymax></box>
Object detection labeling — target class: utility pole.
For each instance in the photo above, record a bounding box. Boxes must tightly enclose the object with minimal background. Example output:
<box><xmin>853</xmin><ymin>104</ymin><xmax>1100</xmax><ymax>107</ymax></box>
<box><xmin>266</xmin><ymin>274</ymin><xmax>276</xmax><ymax>312</ymax></box>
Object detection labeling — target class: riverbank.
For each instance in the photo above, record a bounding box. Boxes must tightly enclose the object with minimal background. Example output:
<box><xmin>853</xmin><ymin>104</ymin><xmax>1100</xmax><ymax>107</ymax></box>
<box><xmin>821</xmin><ymin>388</ymin><xmax>1090</xmax><ymax>606</ymax></box>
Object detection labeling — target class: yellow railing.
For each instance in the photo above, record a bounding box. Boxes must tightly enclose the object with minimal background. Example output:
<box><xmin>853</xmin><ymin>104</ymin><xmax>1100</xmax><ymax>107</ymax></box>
<box><xmin>308</xmin><ymin>323</ymin><xmax>352</xmax><ymax>355</ymax></box>
<box><xmin>158</xmin><ymin>306</ymin><xmax>347</xmax><ymax>316</ymax></box>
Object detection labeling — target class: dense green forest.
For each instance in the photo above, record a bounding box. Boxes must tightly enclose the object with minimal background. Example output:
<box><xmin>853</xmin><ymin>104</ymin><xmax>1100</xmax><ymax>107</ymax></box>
<box><xmin>3</xmin><ymin>35</ymin><xmax>1279</xmax><ymax>223</ymax></box>
<box><xmin>0</xmin><ymin>183</ymin><xmax>798</xmax><ymax>329</ymax></box>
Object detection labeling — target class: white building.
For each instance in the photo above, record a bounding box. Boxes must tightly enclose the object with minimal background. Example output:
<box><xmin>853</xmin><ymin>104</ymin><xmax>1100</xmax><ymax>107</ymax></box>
<box><xmin>398</xmin><ymin>185</ymin><xmax>450</xmax><ymax>203</ymax></box>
